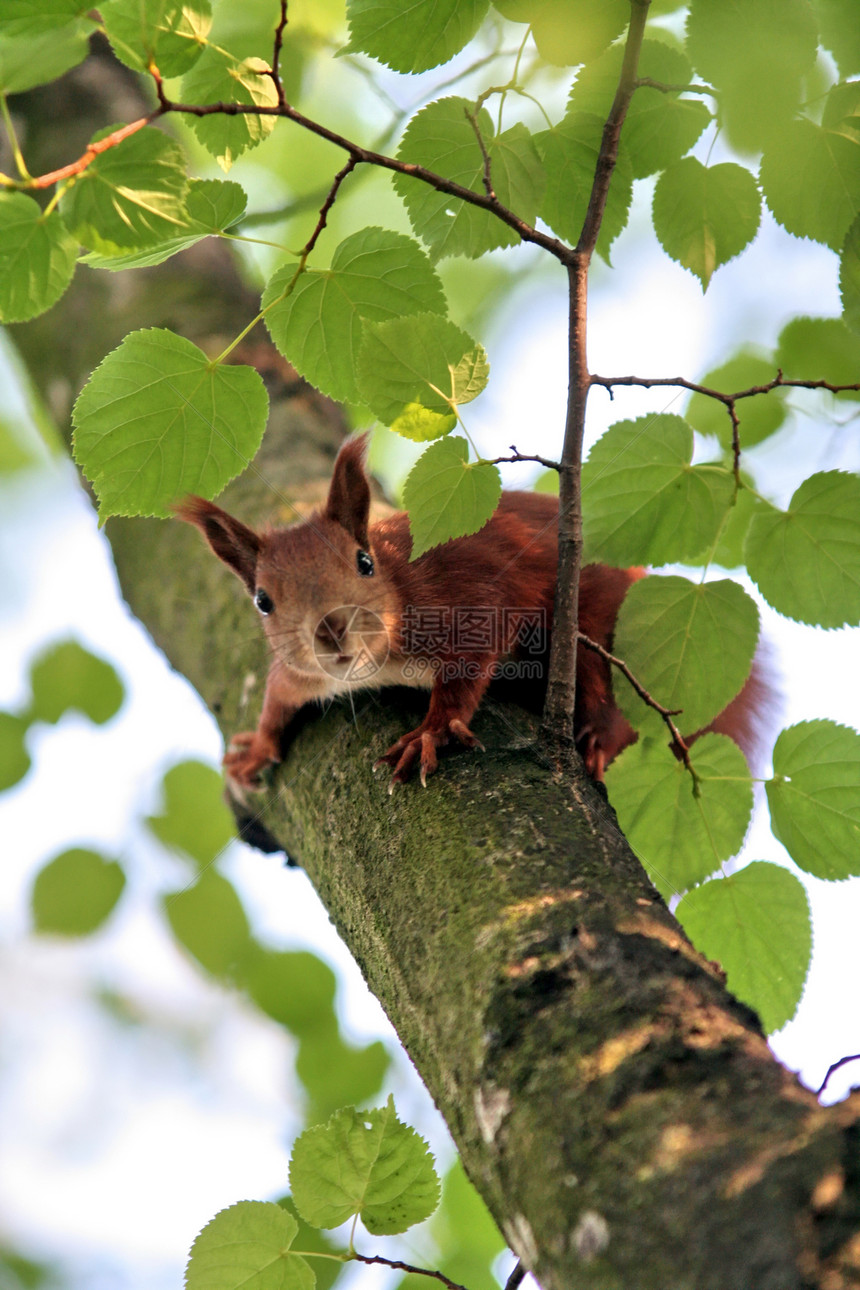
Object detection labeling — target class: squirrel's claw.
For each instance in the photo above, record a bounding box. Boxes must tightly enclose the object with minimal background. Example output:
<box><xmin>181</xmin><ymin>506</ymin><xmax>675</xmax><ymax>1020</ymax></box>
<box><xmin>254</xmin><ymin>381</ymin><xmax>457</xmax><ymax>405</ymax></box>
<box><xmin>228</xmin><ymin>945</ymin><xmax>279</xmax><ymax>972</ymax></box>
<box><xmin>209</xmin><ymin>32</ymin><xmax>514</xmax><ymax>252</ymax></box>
<box><xmin>223</xmin><ymin>730</ymin><xmax>280</xmax><ymax>789</ymax></box>
<box><xmin>377</xmin><ymin>717</ymin><xmax>482</xmax><ymax>787</ymax></box>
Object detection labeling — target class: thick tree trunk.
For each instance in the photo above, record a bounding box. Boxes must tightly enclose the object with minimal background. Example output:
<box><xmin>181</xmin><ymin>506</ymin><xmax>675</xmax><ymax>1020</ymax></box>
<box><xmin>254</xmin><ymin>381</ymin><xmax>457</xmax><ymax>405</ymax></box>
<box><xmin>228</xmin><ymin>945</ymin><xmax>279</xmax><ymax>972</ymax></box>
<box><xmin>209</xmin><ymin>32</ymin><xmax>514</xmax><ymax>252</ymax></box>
<box><xmin>11</xmin><ymin>46</ymin><xmax>860</xmax><ymax>1290</ymax></box>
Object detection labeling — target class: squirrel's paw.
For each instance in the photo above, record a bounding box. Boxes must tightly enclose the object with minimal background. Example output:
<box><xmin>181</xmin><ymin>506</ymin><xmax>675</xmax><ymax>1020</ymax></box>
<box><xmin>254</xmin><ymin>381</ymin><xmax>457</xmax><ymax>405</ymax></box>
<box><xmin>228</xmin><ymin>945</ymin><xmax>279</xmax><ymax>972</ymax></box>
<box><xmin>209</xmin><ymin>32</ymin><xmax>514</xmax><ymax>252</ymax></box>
<box><xmin>223</xmin><ymin>730</ymin><xmax>280</xmax><ymax>789</ymax></box>
<box><xmin>375</xmin><ymin>717</ymin><xmax>485</xmax><ymax>788</ymax></box>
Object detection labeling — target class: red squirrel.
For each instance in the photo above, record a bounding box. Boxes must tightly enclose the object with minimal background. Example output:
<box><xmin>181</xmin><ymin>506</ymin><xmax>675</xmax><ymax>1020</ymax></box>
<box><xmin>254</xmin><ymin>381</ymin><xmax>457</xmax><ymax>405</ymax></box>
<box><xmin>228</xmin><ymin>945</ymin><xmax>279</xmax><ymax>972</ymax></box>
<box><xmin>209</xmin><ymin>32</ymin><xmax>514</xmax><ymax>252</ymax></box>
<box><xmin>177</xmin><ymin>433</ymin><xmax>764</xmax><ymax>787</ymax></box>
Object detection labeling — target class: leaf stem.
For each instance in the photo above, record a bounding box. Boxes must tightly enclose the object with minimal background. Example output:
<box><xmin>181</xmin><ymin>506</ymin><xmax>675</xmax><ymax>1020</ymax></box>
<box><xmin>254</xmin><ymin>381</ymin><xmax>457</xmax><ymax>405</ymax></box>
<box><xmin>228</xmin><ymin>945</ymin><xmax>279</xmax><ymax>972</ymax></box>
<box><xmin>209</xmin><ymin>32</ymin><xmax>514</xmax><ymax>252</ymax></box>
<box><xmin>0</xmin><ymin>92</ymin><xmax>30</xmax><ymax>180</ymax></box>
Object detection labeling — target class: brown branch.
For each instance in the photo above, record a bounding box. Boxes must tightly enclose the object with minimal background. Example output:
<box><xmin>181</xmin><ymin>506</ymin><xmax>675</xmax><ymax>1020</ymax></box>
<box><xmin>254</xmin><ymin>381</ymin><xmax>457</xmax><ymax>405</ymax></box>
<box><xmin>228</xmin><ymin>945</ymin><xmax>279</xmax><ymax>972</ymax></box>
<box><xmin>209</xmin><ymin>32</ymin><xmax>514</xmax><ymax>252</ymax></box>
<box><xmin>590</xmin><ymin>371</ymin><xmax>860</xmax><ymax>402</ymax></box>
<box><xmin>577</xmin><ymin>631</ymin><xmax>694</xmax><ymax>774</ymax></box>
<box><xmin>154</xmin><ymin>94</ymin><xmax>574</xmax><ymax>265</ymax></box>
<box><xmin>576</xmin><ymin>0</ymin><xmax>651</xmax><ymax>257</ymax></box>
<box><xmin>464</xmin><ymin>103</ymin><xmax>496</xmax><ymax>200</ymax></box>
<box><xmin>488</xmin><ymin>445</ymin><xmax>561</xmax><ymax>470</ymax></box>
<box><xmin>591</xmin><ymin>371</ymin><xmax>860</xmax><ymax>481</ymax></box>
<box><xmin>541</xmin><ymin>0</ymin><xmax>652</xmax><ymax>764</ymax></box>
<box><xmin>270</xmin><ymin>0</ymin><xmax>289</xmax><ymax>108</ymax></box>
<box><xmin>817</xmin><ymin>1054</ymin><xmax>860</xmax><ymax>1098</ymax></box>
<box><xmin>300</xmin><ymin>156</ymin><xmax>358</xmax><ymax>261</ymax></box>
<box><xmin>16</xmin><ymin>113</ymin><xmax>158</xmax><ymax>189</ymax></box>
<box><xmin>504</xmin><ymin>1260</ymin><xmax>527</xmax><ymax>1289</ymax></box>
<box><xmin>635</xmin><ymin>76</ymin><xmax>718</xmax><ymax>99</ymax></box>
<box><xmin>353</xmin><ymin>1252</ymin><xmax>470</xmax><ymax>1290</ymax></box>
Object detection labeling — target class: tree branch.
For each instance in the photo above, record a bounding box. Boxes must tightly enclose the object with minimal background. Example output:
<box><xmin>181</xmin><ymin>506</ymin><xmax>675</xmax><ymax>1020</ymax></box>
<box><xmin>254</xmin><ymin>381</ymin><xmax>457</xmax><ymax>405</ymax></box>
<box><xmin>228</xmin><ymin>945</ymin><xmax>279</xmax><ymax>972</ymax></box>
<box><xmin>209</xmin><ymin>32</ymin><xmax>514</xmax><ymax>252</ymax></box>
<box><xmin>353</xmin><ymin>1252</ymin><xmax>470</xmax><ymax>1289</ymax></box>
<box><xmin>577</xmin><ymin>632</ymin><xmax>693</xmax><ymax>773</ymax></box>
<box><xmin>540</xmin><ymin>0</ymin><xmax>651</xmax><ymax>764</ymax></box>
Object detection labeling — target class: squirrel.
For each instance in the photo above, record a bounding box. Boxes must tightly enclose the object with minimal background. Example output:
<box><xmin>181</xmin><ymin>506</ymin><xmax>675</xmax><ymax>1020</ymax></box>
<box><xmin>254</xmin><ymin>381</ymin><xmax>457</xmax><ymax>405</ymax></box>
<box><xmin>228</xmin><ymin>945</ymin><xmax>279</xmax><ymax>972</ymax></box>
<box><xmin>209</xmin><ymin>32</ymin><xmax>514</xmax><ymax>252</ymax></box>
<box><xmin>177</xmin><ymin>433</ymin><xmax>766</xmax><ymax>788</ymax></box>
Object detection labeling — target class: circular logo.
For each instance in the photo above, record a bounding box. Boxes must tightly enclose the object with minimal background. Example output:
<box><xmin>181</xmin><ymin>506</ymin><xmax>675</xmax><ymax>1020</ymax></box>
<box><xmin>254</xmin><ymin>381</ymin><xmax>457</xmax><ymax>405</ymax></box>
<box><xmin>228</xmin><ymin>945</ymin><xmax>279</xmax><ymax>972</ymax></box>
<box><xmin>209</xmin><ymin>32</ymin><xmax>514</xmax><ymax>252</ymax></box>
<box><xmin>312</xmin><ymin>605</ymin><xmax>390</xmax><ymax>682</ymax></box>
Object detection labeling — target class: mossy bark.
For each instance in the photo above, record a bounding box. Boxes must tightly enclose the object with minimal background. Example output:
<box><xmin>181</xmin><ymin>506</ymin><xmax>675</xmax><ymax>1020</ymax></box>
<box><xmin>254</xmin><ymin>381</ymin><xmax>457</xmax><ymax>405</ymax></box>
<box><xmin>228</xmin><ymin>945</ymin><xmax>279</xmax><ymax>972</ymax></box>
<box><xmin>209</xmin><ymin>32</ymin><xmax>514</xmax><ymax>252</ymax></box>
<box><xmin>10</xmin><ymin>45</ymin><xmax>860</xmax><ymax>1290</ymax></box>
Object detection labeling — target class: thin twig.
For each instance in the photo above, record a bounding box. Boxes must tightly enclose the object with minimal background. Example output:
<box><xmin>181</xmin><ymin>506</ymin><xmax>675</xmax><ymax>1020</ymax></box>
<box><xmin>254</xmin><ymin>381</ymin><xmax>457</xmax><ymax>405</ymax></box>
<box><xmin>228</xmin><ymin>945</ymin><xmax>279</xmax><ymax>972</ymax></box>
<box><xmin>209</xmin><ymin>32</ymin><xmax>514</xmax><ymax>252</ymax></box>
<box><xmin>352</xmin><ymin>1252</ymin><xmax>470</xmax><ymax>1290</ymax></box>
<box><xmin>590</xmin><ymin>371</ymin><xmax>860</xmax><ymax>402</ymax></box>
<box><xmin>270</xmin><ymin>0</ymin><xmax>289</xmax><ymax>108</ymax></box>
<box><xmin>464</xmin><ymin>103</ymin><xmax>497</xmax><ymax>200</ymax></box>
<box><xmin>300</xmin><ymin>156</ymin><xmax>359</xmax><ymax>261</ymax></box>
<box><xmin>540</xmin><ymin>0</ymin><xmax>651</xmax><ymax>760</ymax></box>
<box><xmin>7</xmin><ymin>113</ymin><xmax>158</xmax><ymax>189</ymax></box>
<box><xmin>577</xmin><ymin>631</ymin><xmax>693</xmax><ymax>774</ymax></box>
<box><xmin>488</xmin><ymin>446</ymin><xmax>561</xmax><ymax>470</ymax></box>
<box><xmin>151</xmin><ymin>93</ymin><xmax>575</xmax><ymax>265</ymax></box>
<box><xmin>817</xmin><ymin>1054</ymin><xmax>860</xmax><ymax>1098</ymax></box>
<box><xmin>635</xmin><ymin>76</ymin><xmax>718</xmax><ymax>99</ymax></box>
<box><xmin>576</xmin><ymin>0</ymin><xmax>651</xmax><ymax>257</ymax></box>
<box><xmin>591</xmin><ymin>371</ymin><xmax>860</xmax><ymax>481</ymax></box>
<box><xmin>504</xmin><ymin>1259</ymin><xmax>527</xmax><ymax>1289</ymax></box>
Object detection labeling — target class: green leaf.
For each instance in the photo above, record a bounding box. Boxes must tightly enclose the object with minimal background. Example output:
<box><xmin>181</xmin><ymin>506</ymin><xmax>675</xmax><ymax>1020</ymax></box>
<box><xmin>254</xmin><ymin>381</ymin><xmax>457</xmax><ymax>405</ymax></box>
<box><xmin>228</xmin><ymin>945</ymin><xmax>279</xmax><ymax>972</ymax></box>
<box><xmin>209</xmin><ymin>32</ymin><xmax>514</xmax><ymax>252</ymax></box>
<box><xmin>0</xmin><ymin>416</ymin><xmax>39</xmax><ymax>474</ymax></box>
<box><xmin>101</xmin><ymin>0</ymin><xmax>211</xmax><ymax>78</ymax></box>
<box><xmin>653</xmin><ymin>158</ymin><xmax>760</xmax><ymax>289</ymax></box>
<box><xmin>32</xmin><ymin>848</ymin><xmax>125</xmax><ymax>936</ymax></box>
<box><xmin>605</xmin><ymin>735</ymin><xmax>753</xmax><ymax>897</ymax></box>
<box><xmin>297</xmin><ymin>1033</ymin><xmax>390</xmax><ymax>1124</ymax></box>
<box><xmin>816</xmin><ymin>0</ymin><xmax>860</xmax><ymax>76</ymax></box>
<box><xmin>686</xmin><ymin>0</ymin><xmax>817</xmax><ymax>151</ymax></box>
<box><xmin>766</xmin><ymin>721</ymin><xmax>860</xmax><ymax>879</ymax></box>
<box><xmin>493</xmin><ymin>0</ymin><xmax>629</xmax><ymax>66</ymax></box>
<box><xmin>706</xmin><ymin>487</ymin><xmax>778</xmax><ymax>572</ymax></box>
<box><xmin>745</xmin><ymin>471</ymin><xmax>860</xmax><ymax>627</ymax></box>
<box><xmin>570</xmin><ymin>39</ymin><xmax>711</xmax><ymax>178</ymax></box>
<box><xmin>356</xmin><ymin>313</ymin><xmax>488</xmax><ymax>432</ymax></box>
<box><xmin>533</xmin><ymin>468</ymin><xmax>558</xmax><ymax>495</ymax></box>
<box><xmin>393</xmin><ymin>99</ymin><xmax>545</xmax><ymax>260</ymax></box>
<box><xmin>823</xmin><ymin>80</ymin><xmax>860</xmax><ymax>140</ymax></box>
<box><xmin>181</xmin><ymin>48</ymin><xmax>278</xmax><ymax>171</ymax></box>
<box><xmin>613</xmin><ymin>576</ymin><xmax>759</xmax><ymax>737</ymax></box>
<box><xmin>0</xmin><ymin>193</ymin><xmax>77</xmax><ymax>324</ymax></box>
<box><xmin>28</xmin><ymin>640</ymin><xmax>124</xmax><ymax>725</ymax></box>
<box><xmin>146</xmin><ymin>759</ymin><xmax>235</xmax><ymax>869</ymax></box>
<box><xmin>163</xmin><ymin>870</ymin><xmax>251</xmax><ymax>978</ymax></box>
<box><xmin>290</xmin><ymin>1096</ymin><xmax>440</xmax><ymax>1235</ymax></box>
<box><xmin>676</xmin><ymin>863</ymin><xmax>811</xmax><ymax>1033</ymax></box>
<box><xmin>419</xmin><ymin>1159</ymin><xmax>506</xmax><ymax>1290</ymax></box>
<box><xmin>775</xmin><ymin>316</ymin><xmax>860</xmax><ymax>401</ymax></box>
<box><xmin>582</xmin><ymin>414</ymin><xmax>735</xmax><ymax>565</ymax></box>
<box><xmin>274</xmin><ymin>1197</ymin><xmax>344</xmax><ymax>1290</ymax></box>
<box><xmin>81</xmin><ymin>178</ymin><xmax>247</xmax><ymax>270</ymax></box>
<box><xmin>841</xmin><ymin>215</ymin><xmax>860</xmax><ymax>335</ymax></box>
<box><xmin>536</xmin><ymin>111</ymin><xmax>632</xmax><ymax>256</ymax></box>
<box><xmin>403</xmin><ymin>436</ymin><xmax>501</xmax><ymax>560</ymax></box>
<box><xmin>345</xmin><ymin>0</ymin><xmax>489</xmax><ymax>73</ymax></box>
<box><xmin>0</xmin><ymin>711</ymin><xmax>31</xmax><ymax>791</ymax></box>
<box><xmin>242</xmin><ymin>947</ymin><xmax>337</xmax><ymax>1035</ymax></box>
<box><xmin>0</xmin><ymin>1</ymin><xmax>93</xmax><ymax>38</ymax></box>
<box><xmin>760</xmin><ymin>119</ymin><xmax>860</xmax><ymax>251</ymax></box>
<box><xmin>685</xmin><ymin>352</ymin><xmax>787</xmax><ymax>449</ymax></box>
<box><xmin>72</xmin><ymin>328</ymin><xmax>268</xmax><ymax>519</ymax></box>
<box><xmin>60</xmin><ymin>126</ymin><xmax>190</xmax><ymax>255</ymax></box>
<box><xmin>0</xmin><ymin>19</ymin><xmax>94</xmax><ymax>92</ymax></box>
<box><xmin>186</xmin><ymin>1201</ymin><xmax>314</xmax><ymax>1290</ymax></box>
<box><xmin>263</xmin><ymin>228</ymin><xmax>447</xmax><ymax>405</ymax></box>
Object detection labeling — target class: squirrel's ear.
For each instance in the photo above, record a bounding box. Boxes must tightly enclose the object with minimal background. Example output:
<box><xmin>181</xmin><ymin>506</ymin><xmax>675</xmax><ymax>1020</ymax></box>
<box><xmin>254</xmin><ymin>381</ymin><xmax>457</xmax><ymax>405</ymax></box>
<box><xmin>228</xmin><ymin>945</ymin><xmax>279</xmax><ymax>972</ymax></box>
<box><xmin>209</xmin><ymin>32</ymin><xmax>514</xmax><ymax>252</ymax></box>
<box><xmin>325</xmin><ymin>433</ymin><xmax>371</xmax><ymax>549</ymax></box>
<box><xmin>175</xmin><ymin>496</ymin><xmax>261</xmax><ymax>595</ymax></box>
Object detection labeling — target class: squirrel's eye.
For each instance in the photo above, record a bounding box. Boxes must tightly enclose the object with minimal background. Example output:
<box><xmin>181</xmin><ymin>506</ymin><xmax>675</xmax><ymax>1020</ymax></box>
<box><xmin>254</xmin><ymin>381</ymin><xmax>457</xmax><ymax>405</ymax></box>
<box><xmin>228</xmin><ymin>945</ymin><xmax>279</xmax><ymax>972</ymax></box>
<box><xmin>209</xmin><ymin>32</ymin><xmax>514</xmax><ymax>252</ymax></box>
<box><xmin>356</xmin><ymin>550</ymin><xmax>374</xmax><ymax>577</ymax></box>
<box><xmin>254</xmin><ymin>588</ymin><xmax>274</xmax><ymax>615</ymax></box>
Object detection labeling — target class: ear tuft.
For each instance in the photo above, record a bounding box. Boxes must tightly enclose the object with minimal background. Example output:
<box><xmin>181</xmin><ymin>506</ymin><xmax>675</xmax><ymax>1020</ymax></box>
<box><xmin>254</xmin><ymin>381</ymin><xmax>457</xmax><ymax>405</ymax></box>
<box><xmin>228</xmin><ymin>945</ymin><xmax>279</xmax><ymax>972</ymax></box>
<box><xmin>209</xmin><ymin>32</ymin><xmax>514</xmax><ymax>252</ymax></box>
<box><xmin>174</xmin><ymin>496</ymin><xmax>261</xmax><ymax>594</ymax></box>
<box><xmin>325</xmin><ymin>433</ymin><xmax>372</xmax><ymax>549</ymax></box>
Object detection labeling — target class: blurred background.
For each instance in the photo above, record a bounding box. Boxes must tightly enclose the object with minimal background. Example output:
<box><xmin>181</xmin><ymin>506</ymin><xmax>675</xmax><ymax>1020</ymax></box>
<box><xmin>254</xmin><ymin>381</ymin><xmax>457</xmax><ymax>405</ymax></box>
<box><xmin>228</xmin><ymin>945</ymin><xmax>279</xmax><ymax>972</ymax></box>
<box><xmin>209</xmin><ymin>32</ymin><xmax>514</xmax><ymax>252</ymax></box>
<box><xmin>1</xmin><ymin>1</ymin><xmax>859</xmax><ymax>1287</ymax></box>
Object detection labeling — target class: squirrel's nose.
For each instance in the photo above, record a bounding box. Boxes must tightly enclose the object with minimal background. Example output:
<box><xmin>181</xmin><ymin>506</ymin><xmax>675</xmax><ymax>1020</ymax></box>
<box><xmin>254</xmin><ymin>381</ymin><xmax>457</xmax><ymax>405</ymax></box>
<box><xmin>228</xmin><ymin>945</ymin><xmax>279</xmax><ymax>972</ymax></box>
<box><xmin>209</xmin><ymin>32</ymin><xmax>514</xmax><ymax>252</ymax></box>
<box><xmin>316</xmin><ymin>612</ymin><xmax>348</xmax><ymax>651</ymax></box>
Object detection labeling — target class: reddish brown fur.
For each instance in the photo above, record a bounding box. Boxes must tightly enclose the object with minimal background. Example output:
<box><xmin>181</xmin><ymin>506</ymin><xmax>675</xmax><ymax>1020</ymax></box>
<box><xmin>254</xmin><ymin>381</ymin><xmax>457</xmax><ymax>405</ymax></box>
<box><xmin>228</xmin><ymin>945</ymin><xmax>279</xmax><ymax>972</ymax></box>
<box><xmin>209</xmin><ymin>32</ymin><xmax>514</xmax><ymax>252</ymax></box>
<box><xmin>177</xmin><ymin>434</ymin><xmax>766</xmax><ymax>787</ymax></box>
